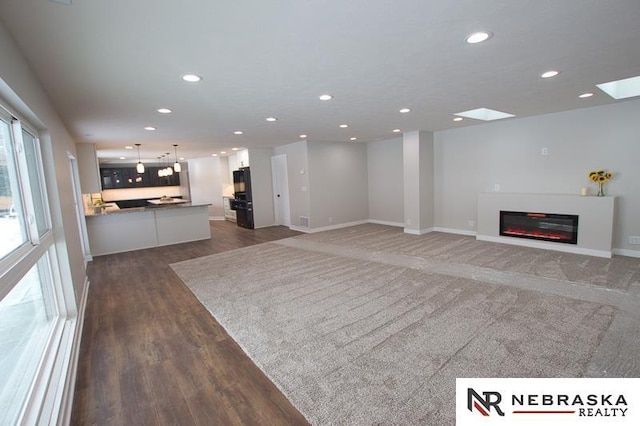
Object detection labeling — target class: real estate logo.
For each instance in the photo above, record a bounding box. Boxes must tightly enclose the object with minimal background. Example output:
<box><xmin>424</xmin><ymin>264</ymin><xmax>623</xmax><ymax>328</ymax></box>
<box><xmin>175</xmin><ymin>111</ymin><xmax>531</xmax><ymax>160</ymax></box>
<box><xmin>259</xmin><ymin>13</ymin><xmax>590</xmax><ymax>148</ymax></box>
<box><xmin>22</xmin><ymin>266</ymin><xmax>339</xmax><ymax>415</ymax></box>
<box><xmin>456</xmin><ymin>378</ymin><xmax>640</xmax><ymax>425</ymax></box>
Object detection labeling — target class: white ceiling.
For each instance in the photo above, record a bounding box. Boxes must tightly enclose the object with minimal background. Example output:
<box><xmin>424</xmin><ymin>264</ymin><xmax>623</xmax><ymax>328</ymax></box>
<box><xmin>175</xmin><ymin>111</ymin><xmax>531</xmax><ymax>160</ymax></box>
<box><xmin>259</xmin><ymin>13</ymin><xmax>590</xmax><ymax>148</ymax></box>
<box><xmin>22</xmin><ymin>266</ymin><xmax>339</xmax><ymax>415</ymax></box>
<box><xmin>1</xmin><ymin>0</ymin><xmax>640</xmax><ymax>164</ymax></box>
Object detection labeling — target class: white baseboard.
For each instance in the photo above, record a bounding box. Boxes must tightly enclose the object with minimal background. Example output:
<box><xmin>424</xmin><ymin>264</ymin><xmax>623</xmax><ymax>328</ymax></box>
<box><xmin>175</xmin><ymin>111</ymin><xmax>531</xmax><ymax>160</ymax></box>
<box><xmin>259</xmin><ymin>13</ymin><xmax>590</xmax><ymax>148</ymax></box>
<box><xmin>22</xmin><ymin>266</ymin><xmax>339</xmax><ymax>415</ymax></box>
<box><xmin>209</xmin><ymin>216</ymin><xmax>226</xmax><ymax>221</ymax></box>
<box><xmin>293</xmin><ymin>220</ymin><xmax>369</xmax><ymax>234</ymax></box>
<box><xmin>403</xmin><ymin>227</ymin><xmax>434</xmax><ymax>235</ymax></box>
<box><xmin>613</xmin><ymin>248</ymin><xmax>640</xmax><ymax>258</ymax></box>
<box><xmin>368</xmin><ymin>219</ymin><xmax>405</xmax><ymax>228</ymax></box>
<box><xmin>477</xmin><ymin>235</ymin><xmax>612</xmax><ymax>258</ymax></box>
<box><xmin>433</xmin><ymin>227</ymin><xmax>477</xmax><ymax>236</ymax></box>
<box><xmin>59</xmin><ymin>276</ymin><xmax>90</xmax><ymax>425</ymax></box>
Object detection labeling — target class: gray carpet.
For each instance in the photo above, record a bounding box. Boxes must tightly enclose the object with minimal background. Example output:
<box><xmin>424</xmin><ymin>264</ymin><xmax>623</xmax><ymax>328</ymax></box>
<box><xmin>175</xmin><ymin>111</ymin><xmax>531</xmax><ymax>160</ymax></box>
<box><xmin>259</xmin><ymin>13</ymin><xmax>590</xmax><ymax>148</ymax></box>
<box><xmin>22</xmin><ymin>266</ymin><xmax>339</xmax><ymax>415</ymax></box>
<box><xmin>170</xmin><ymin>224</ymin><xmax>640</xmax><ymax>425</ymax></box>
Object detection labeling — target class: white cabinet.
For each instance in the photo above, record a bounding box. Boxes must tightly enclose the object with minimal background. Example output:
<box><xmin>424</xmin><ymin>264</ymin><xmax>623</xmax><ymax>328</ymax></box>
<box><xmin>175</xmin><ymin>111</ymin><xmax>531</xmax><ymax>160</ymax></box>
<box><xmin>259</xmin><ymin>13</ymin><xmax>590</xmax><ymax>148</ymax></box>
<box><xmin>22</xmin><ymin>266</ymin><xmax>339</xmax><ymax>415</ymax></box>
<box><xmin>223</xmin><ymin>196</ymin><xmax>236</xmax><ymax>222</ymax></box>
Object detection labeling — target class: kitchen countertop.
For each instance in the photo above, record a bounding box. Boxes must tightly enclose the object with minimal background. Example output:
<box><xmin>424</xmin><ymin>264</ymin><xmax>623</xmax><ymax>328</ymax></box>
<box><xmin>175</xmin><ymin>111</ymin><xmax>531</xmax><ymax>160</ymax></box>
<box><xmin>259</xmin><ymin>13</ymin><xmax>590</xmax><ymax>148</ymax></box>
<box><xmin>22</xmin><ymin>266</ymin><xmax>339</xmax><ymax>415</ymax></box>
<box><xmin>85</xmin><ymin>202</ymin><xmax>210</xmax><ymax>217</ymax></box>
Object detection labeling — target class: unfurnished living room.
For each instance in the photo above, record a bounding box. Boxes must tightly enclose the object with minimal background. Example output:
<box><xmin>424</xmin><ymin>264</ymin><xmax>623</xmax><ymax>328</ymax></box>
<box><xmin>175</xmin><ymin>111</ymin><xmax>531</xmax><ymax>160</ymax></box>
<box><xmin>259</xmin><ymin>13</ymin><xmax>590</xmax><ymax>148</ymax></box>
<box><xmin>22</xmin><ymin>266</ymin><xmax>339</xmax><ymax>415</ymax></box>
<box><xmin>0</xmin><ymin>1</ymin><xmax>639</xmax><ymax>425</ymax></box>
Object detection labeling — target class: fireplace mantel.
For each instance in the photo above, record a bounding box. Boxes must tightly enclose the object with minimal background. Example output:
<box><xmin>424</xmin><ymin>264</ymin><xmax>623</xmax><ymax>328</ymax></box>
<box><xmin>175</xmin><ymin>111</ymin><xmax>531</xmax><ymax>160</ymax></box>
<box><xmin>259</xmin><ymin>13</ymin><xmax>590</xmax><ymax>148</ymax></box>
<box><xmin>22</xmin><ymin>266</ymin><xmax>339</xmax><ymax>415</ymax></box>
<box><xmin>477</xmin><ymin>193</ymin><xmax>616</xmax><ymax>258</ymax></box>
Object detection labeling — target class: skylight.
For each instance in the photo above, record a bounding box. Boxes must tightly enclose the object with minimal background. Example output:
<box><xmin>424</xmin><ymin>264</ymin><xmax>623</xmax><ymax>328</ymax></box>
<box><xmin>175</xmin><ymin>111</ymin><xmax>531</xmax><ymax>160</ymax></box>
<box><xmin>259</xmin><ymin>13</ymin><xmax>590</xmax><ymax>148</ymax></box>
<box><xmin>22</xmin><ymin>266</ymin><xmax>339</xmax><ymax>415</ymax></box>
<box><xmin>596</xmin><ymin>75</ymin><xmax>640</xmax><ymax>100</ymax></box>
<box><xmin>454</xmin><ymin>108</ymin><xmax>515</xmax><ymax>121</ymax></box>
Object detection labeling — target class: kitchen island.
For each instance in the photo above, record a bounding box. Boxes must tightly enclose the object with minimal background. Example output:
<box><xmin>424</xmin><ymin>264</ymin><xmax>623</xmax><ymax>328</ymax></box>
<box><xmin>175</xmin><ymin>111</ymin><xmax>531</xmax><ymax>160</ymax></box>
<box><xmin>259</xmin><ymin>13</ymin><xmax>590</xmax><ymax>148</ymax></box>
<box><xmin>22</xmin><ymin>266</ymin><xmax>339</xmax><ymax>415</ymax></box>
<box><xmin>85</xmin><ymin>202</ymin><xmax>211</xmax><ymax>256</ymax></box>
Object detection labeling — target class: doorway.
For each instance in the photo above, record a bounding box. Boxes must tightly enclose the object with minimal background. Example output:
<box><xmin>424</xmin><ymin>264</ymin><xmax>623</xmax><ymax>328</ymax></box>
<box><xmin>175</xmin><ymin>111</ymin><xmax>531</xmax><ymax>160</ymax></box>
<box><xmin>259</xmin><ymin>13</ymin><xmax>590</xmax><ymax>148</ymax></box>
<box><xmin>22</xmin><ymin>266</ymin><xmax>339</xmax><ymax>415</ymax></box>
<box><xmin>271</xmin><ymin>154</ymin><xmax>291</xmax><ymax>227</ymax></box>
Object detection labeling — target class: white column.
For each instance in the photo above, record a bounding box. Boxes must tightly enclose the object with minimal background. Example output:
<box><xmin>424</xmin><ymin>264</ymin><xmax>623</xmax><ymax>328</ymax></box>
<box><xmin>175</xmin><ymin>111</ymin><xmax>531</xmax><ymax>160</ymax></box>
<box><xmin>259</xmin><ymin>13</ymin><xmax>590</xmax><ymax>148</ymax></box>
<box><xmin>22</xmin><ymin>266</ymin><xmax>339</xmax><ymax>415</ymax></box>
<box><xmin>403</xmin><ymin>130</ymin><xmax>435</xmax><ymax>234</ymax></box>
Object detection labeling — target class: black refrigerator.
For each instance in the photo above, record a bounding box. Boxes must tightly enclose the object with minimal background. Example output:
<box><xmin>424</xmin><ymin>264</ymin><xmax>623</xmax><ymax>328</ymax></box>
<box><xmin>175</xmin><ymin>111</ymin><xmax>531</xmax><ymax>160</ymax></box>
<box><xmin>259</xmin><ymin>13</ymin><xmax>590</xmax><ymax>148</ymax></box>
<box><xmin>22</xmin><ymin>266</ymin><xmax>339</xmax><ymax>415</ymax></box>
<box><xmin>230</xmin><ymin>167</ymin><xmax>254</xmax><ymax>229</ymax></box>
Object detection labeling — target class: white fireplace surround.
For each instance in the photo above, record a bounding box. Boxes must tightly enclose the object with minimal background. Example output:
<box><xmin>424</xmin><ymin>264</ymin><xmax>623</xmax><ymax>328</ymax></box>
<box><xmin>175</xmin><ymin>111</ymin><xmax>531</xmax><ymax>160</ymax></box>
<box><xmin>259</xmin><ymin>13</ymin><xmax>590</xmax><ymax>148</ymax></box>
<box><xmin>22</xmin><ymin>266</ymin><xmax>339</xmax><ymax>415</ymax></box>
<box><xmin>477</xmin><ymin>193</ymin><xmax>616</xmax><ymax>258</ymax></box>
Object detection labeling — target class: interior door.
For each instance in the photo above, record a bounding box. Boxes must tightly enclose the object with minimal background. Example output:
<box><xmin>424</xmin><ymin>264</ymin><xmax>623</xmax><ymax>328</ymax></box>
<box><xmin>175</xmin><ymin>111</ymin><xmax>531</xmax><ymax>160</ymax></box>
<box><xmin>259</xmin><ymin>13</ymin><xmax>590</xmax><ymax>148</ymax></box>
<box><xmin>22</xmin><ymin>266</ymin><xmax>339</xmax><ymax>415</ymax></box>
<box><xmin>271</xmin><ymin>154</ymin><xmax>291</xmax><ymax>227</ymax></box>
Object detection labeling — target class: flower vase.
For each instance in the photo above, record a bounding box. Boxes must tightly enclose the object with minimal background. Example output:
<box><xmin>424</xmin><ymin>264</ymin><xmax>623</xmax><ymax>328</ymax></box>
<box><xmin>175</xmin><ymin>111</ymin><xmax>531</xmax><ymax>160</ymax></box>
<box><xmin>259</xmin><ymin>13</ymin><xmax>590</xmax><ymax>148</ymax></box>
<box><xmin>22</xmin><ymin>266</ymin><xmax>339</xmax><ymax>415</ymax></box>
<box><xmin>597</xmin><ymin>183</ymin><xmax>605</xmax><ymax>197</ymax></box>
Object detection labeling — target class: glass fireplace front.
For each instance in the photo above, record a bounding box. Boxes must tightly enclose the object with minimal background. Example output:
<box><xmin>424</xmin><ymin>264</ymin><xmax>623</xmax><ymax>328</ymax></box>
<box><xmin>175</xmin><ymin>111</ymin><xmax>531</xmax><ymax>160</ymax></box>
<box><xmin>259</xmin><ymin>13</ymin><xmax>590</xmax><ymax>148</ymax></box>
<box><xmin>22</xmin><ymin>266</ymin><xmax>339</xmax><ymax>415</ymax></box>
<box><xmin>499</xmin><ymin>211</ymin><xmax>579</xmax><ymax>245</ymax></box>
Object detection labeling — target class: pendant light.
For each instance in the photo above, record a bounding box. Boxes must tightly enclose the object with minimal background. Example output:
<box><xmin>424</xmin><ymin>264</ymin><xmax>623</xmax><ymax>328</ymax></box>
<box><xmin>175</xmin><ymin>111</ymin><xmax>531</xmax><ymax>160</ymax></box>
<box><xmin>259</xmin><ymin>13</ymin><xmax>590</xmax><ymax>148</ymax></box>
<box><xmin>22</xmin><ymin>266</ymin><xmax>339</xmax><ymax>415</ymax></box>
<box><xmin>173</xmin><ymin>144</ymin><xmax>182</xmax><ymax>173</ymax></box>
<box><xmin>157</xmin><ymin>156</ymin><xmax>164</xmax><ymax>177</ymax></box>
<box><xmin>165</xmin><ymin>152</ymin><xmax>173</xmax><ymax>175</ymax></box>
<box><xmin>135</xmin><ymin>143</ymin><xmax>145</xmax><ymax>173</ymax></box>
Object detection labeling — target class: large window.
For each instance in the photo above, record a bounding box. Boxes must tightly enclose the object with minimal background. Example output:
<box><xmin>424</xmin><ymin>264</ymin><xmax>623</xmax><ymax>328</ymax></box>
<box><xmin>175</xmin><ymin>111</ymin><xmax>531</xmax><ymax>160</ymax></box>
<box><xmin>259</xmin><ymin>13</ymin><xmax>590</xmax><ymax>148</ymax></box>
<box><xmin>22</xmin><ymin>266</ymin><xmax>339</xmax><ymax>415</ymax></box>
<box><xmin>0</xmin><ymin>106</ymin><xmax>65</xmax><ymax>424</ymax></box>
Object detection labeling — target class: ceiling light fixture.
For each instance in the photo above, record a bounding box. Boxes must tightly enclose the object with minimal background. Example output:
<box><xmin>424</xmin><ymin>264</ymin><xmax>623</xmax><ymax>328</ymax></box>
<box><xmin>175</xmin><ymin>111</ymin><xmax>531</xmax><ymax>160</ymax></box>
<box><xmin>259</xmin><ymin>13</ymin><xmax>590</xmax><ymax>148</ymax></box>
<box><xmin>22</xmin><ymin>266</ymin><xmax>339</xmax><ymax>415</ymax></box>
<box><xmin>234</xmin><ymin>131</ymin><xmax>244</xmax><ymax>135</ymax></box>
<box><xmin>392</xmin><ymin>129</ymin><xmax>401</xmax><ymax>133</ymax></box>
<box><xmin>300</xmin><ymin>134</ymin><xmax>307</xmax><ymax>138</ymax></box>
<box><xmin>125</xmin><ymin>145</ymin><xmax>134</xmax><ymax>150</ymax></box>
<box><xmin>165</xmin><ymin>153</ymin><xmax>173</xmax><ymax>176</ymax></box>
<box><xmin>319</xmin><ymin>94</ymin><xmax>333</xmax><ymax>101</ymax></box>
<box><xmin>399</xmin><ymin>108</ymin><xmax>411</xmax><ymax>113</ymax></box>
<box><xmin>157</xmin><ymin>156</ymin><xmax>165</xmax><ymax>177</ymax></box>
<box><xmin>212</xmin><ymin>154</ymin><xmax>218</xmax><ymax>157</ymax></box>
<box><xmin>541</xmin><ymin>70</ymin><xmax>560</xmax><ymax>78</ymax></box>
<box><xmin>579</xmin><ymin>92</ymin><xmax>594</xmax><ymax>98</ymax></box>
<box><xmin>220</xmin><ymin>151</ymin><xmax>227</xmax><ymax>155</ymax></box>
<box><xmin>350</xmin><ymin>137</ymin><xmax>357</xmax><ymax>141</ymax></box>
<box><xmin>144</xmin><ymin>126</ymin><xmax>156</xmax><ymax>131</ymax></box>
<box><xmin>339</xmin><ymin>124</ymin><xmax>348</xmax><ymax>128</ymax></box>
<box><xmin>182</xmin><ymin>73</ymin><xmax>202</xmax><ymax>83</ymax></box>
<box><xmin>465</xmin><ymin>31</ymin><xmax>492</xmax><ymax>44</ymax></box>
<box><xmin>453</xmin><ymin>117</ymin><xmax>464</xmax><ymax>122</ymax></box>
<box><xmin>119</xmin><ymin>157</ymin><xmax>126</xmax><ymax>160</ymax></box>
<box><xmin>157</xmin><ymin>108</ymin><xmax>172</xmax><ymax>114</ymax></box>
<box><xmin>266</xmin><ymin>117</ymin><xmax>277</xmax><ymax>122</ymax></box>
<box><xmin>173</xmin><ymin>144</ymin><xmax>181</xmax><ymax>173</ymax></box>
<box><xmin>135</xmin><ymin>143</ymin><xmax>145</xmax><ymax>173</ymax></box>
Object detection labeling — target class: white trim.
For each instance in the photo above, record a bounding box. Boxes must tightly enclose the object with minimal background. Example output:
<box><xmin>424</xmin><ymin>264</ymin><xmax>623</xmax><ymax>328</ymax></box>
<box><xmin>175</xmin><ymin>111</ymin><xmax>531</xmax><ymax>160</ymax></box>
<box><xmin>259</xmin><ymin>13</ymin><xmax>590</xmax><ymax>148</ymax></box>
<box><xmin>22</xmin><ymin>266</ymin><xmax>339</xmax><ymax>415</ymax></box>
<box><xmin>403</xmin><ymin>227</ymin><xmax>434</xmax><ymax>235</ymax></box>
<box><xmin>289</xmin><ymin>225</ymin><xmax>311</xmax><ymax>233</ymax></box>
<box><xmin>476</xmin><ymin>235</ymin><xmax>612</xmax><ymax>258</ymax></box>
<box><xmin>209</xmin><ymin>215</ymin><xmax>226</xmax><ymax>221</ymax></box>
<box><xmin>254</xmin><ymin>223</ymin><xmax>278</xmax><ymax>229</ymax></box>
<box><xmin>613</xmin><ymin>248</ymin><xmax>640</xmax><ymax>258</ymax></box>
<box><xmin>296</xmin><ymin>220</ymin><xmax>369</xmax><ymax>234</ymax></box>
<box><xmin>59</xmin><ymin>277</ymin><xmax>90</xmax><ymax>426</ymax></box>
<box><xmin>433</xmin><ymin>227</ymin><xmax>477</xmax><ymax>236</ymax></box>
<box><xmin>368</xmin><ymin>219</ymin><xmax>404</xmax><ymax>228</ymax></box>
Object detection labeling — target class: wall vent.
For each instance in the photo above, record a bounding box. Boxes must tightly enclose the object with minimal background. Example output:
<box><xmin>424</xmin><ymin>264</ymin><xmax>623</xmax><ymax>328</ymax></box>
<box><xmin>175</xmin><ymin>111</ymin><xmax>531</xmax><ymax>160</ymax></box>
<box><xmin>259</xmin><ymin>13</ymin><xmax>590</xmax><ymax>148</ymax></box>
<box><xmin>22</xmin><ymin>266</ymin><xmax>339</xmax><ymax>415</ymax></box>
<box><xmin>299</xmin><ymin>216</ymin><xmax>310</xmax><ymax>228</ymax></box>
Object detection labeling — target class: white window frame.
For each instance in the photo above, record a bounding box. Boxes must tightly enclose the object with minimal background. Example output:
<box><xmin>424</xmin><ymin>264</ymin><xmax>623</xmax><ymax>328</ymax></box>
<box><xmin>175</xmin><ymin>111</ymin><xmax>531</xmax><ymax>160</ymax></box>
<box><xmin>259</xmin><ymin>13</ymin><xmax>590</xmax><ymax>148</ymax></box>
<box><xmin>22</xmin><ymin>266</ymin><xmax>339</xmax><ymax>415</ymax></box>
<box><xmin>0</xmin><ymin>103</ymin><xmax>76</xmax><ymax>425</ymax></box>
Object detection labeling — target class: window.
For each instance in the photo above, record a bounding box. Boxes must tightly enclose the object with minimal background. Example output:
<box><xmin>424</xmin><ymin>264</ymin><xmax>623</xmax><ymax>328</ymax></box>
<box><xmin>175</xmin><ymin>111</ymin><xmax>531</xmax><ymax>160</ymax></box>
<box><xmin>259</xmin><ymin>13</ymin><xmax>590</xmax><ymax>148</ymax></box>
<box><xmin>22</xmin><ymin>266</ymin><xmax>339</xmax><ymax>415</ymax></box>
<box><xmin>0</xmin><ymin>106</ymin><xmax>70</xmax><ymax>424</ymax></box>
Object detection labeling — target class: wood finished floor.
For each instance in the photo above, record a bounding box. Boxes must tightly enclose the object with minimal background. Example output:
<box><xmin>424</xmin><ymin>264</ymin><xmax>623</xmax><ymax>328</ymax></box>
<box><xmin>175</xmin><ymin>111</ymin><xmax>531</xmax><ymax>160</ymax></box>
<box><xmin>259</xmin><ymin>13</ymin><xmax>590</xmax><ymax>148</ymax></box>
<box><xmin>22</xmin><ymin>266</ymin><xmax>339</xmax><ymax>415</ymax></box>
<box><xmin>71</xmin><ymin>221</ymin><xmax>309</xmax><ymax>426</ymax></box>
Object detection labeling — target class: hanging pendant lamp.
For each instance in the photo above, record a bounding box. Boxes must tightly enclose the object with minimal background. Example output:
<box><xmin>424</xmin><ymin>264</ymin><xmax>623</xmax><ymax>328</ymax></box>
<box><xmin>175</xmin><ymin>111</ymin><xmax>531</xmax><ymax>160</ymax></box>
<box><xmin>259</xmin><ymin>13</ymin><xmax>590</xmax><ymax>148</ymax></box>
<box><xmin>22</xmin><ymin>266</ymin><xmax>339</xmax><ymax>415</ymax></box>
<box><xmin>158</xmin><ymin>156</ymin><xmax>164</xmax><ymax>177</ymax></box>
<box><xmin>165</xmin><ymin>153</ymin><xmax>173</xmax><ymax>175</ymax></box>
<box><xmin>135</xmin><ymin>144</ymin><xmax>145</xmax><ymax>173</ymax></box>
<box><xmin>173</xmin><ymin>144</ymin><xmax>182</xmax><ymax>173</ymax></box>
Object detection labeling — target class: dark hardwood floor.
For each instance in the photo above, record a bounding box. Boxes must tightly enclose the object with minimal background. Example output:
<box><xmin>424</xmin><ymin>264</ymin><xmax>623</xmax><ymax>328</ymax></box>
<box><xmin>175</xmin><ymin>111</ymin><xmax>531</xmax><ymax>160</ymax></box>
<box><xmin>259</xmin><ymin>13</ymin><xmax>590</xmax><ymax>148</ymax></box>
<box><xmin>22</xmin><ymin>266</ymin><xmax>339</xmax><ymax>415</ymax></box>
<box><xmin>71</xmin><ymin>221</ymin><xmax>309</xmax><ymax>425</ymax></box>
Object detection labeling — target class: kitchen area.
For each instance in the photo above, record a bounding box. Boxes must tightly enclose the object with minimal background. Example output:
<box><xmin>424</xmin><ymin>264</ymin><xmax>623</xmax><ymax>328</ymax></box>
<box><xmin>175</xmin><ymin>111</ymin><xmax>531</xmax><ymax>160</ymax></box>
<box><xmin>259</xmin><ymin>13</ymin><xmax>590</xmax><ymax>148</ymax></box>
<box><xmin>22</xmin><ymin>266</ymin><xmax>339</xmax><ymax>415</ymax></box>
<box><xmin>76</xmin><ymin>143</ymin><xmax>276</xmax><ymax>257</ymax></box>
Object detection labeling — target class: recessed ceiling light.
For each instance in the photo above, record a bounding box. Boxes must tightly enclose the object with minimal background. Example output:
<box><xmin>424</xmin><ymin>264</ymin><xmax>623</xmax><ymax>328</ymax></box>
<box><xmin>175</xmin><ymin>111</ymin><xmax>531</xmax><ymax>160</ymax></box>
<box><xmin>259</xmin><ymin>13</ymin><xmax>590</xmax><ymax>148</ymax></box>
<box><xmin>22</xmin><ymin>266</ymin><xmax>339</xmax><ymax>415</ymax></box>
<box><xmin>399</xmin><ymin>108</ymin><xmax>411</xmax><ymax>113</ymax></box>
<box><xmin>144</xmin><ymin>126</ymin><xmax>156</xmax><ymax>131</ymax></box>
<box><xmin>179</xmin><ymin>157</ymin><xmax>185</xmax><ymax>160</ymax></box>
<box><xmin>119</xmin><ymin>156</ymin><xmax>126</xmax><ymax>160</ymax></box>
<box><xmin>597</xmin><ymin>75</ymin><xmax>640</xmax><ymax>99</ymax></box>
<box><xmin>319</xmin><ymin>94</ymin><xmax>333</xmax><ymax>101</ymax></box>
<box><xmin>454</xmin><ymin>107</ymin><xmax>515</xmax><ymax>121</ymax></box>
<box><xmin>182</xmin><ymin>73</ymin><xmax>202</xmax><ymax>82</ymax></box>
<box><xmin>579</xmin><ymin>92</ymin><xmax>594</xmax><ymax>99</ymax></box>
<box><xmin>392</xmin><ymin>129</ymin><xmax>401</xmax><ymax>133</ymax></box>
<box><xmin>232</xmin><ymin>147</ymin><xmax>240</xmax><ymax>151</ymax></box>
<box><xmin>465</xmin><ymin>31</ymin><xmax>492</xmax><ymax>44</ymax></box>
<box><xmin>350</xmin><ymin>137</ymin><xmax>357</xmax><ymax>141</ymax></box>
<box><xmin>453</xmin><ymin>117</ymin><xmax>464</xmax><ymax>122</ymax></box>
<box><xmin>339</xmin><ymin>124</ymin><xmax>348</xmax><ymax>128</ymax></box>
<box><xmin>157</xmin><ymin>108</ymin><xmax>172</xmax><ymax>114</ymax></box>
<box><xmin>233</xmin><ymin>131</ymin><xmax>244</xmax><ymax>135</ymax></box>
<box><xmin>299</xmin><ymin>134</ymin><xmax>307</xmax><ymax>138</ymax></box>
<box><xmin>266</xmin><ymin>117</ymin><xmax>277</xmax><ymax>122</ymax></box>
<box><xmin>212</xmin><ymin>154</ymin><xmax>218</xmax><ymax>157</ymax></box>
<box><xmin>541</xmin><ymin>70</ymin><xmax>560</xmax><ymax>78</ymax></box>
<box><xmin>220</xmin><ymin>151</ymin><xmax>227</xmax><ymax>154</ymax></box>
<box><xmin>125</xmin><ymin>145</ymin><xmax>134</xmax><ymax>149</ymax></box>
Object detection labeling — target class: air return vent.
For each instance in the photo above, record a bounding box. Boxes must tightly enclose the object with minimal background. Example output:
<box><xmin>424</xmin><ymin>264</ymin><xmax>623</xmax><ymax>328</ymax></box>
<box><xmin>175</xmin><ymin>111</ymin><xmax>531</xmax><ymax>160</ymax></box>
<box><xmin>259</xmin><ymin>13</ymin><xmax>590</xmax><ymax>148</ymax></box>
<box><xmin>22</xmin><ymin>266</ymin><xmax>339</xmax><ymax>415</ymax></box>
<box><xmin>299</xmin><ymin>216</ymin><xmax>310</xmax><ymax>228</ymax></box>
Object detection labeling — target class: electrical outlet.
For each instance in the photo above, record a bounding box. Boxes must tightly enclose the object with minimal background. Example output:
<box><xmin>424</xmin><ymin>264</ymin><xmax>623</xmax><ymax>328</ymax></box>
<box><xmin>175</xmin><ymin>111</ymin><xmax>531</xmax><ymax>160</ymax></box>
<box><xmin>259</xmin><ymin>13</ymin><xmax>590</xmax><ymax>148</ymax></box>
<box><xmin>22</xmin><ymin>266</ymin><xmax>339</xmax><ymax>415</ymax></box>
<box><xmin>494</xmin><ymin>184</ymin><xmax>500</xmax><ymax>192</ymax></box>
<box><xmin>541</xmin><ymin>147</ymin><xmax>549</xmax><ymax>155</ymax></box>
<box><xmin>629</xmin><ymin>236</ymin><xmax>640</xmax><ymax>245</ymax></box>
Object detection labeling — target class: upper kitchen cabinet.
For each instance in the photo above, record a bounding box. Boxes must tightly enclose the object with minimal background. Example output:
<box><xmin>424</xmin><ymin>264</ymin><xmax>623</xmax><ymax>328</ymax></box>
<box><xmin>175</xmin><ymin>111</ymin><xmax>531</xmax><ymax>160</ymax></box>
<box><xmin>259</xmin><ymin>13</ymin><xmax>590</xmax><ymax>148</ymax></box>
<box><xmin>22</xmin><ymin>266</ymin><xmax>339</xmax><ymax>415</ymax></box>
<box><xmin>100</xmin><ymin>166</ymin><xmax>180</xmax><ymax>189</ymax></box>
<box><xmin>76</xmin><ymin>143</ymin><xmax>101</xmax><ymax>193</ymax></box>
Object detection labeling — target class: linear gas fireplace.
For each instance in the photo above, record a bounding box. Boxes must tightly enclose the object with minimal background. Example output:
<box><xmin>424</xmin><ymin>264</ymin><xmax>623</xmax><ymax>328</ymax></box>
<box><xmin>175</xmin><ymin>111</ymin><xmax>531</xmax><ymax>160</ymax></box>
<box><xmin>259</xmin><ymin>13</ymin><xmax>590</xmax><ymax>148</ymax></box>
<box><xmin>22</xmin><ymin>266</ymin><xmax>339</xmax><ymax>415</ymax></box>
<box><xmin>499</xmin><ymin>211</ymin><xmax>579</xmax><ymax>245</ymax></box>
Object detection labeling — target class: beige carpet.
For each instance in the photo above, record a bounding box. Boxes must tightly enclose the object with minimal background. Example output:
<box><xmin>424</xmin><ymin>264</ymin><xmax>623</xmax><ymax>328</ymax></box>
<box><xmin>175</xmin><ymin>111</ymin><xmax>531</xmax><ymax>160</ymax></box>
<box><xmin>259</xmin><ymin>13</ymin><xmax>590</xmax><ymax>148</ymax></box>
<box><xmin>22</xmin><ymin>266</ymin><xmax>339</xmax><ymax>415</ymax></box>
<box><xmin>170</xmin><ymin>224</ymin><xmax>640</xmax><ymax>425</ymax></box>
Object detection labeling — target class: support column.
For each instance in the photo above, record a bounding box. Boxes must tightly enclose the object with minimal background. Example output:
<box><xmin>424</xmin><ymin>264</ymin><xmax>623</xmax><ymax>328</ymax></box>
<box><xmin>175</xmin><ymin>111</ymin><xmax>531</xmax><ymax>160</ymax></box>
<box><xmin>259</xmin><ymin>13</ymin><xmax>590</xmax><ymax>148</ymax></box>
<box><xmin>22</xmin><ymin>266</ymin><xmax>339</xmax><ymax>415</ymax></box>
<box><xmin>403</xmin><ymin>130</ymin><xmax>435</xmax><ymax>234</ymax></box>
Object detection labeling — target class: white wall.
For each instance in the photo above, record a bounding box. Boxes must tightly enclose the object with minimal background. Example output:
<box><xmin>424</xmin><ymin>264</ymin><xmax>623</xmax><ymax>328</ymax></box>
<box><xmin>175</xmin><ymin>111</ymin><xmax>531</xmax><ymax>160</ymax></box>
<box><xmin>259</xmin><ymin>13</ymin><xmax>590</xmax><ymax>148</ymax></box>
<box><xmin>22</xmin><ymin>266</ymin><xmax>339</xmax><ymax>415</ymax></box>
<box><xmin>434</xmin><ymin>99</ymin><xmax>640</xmax><ymax>254</ymax></box>
<box><xmin>307</xmin><ymin>140</ymin><xmax>368</xmax><ymax>229</ymax></box>
<box><xmin>367</xmin><ymin>137</ymin><xmax>403</xmax><ymax>225</ymax></box>
<box><xmin>0</xmin><ymin>21</ymin><xmax>86</xmax><ymax>301</ymax></box>
<box><xmin>274</xmin><ymin>140</ymin><xmax>310</xmax><ymax>228</ymax></box>
<box><xmin>188</xmin><ymin>157</ymin><xmax>224</xmax><ymax>218</ymax></box>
